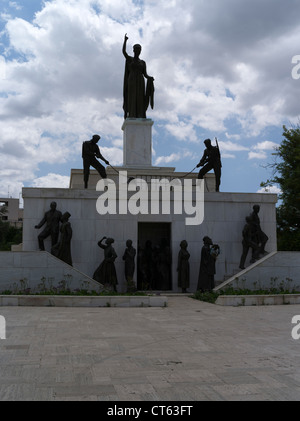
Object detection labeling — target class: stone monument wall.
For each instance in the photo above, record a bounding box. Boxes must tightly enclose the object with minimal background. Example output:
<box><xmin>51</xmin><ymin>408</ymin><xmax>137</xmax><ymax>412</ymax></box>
<box><xmin>22</xmin><ymin>186</ymin><xmax>277</xmax><ymax>292</ymax></box>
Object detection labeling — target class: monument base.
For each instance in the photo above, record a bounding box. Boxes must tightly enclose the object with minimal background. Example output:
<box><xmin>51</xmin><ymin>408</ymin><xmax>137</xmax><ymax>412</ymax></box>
<box><xmin>22</xmin><ymin>182</ymin><xmax>277</xmax><ymax>293</ymax></box>
<box><xmin>122</xmin><ymin>118</ymin><xmax>153</xmax><ymax>167</ymax></box>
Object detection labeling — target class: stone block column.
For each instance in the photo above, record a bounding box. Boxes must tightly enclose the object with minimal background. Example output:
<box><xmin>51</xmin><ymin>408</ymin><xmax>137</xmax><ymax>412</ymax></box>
<box><xmin>122</xmin><ymin>118</ymin><xmax>153</xmax><ymax>167</ymax></box>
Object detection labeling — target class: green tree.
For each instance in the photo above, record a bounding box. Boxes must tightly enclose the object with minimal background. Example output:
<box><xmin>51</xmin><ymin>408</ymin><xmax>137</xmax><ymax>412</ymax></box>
<box><xmin>0</xmin><ymin>219</ymin><xmax>22</xmax><ymax>251</ymax></box>
<box><xmin>261</xmin><ymin>124</ymin><xmax>300</xmax><ymax>250</ymax></box>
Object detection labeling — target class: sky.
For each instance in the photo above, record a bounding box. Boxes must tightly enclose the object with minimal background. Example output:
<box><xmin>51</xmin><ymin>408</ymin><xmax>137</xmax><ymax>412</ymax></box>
<box><xmin>1</xmin><ymin>0</ymin><xmax>299</xmax><ymax>205</ymax></box>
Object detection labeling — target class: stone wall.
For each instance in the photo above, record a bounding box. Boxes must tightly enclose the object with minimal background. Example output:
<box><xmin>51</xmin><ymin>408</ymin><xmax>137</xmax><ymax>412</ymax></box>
<box><xmin>22</xmin><ymin>185</ymin><xmax>277</xmax><ymax>292</ymax></box>
<box><xmin>214</xmin><ymin>251</ymin><xmax>300</xmax><ymax>291</ymax></box>
<box><xmin>0</xmin><ymin>251</ymin><xmax>101</xmax><ymax>293</ymax></box>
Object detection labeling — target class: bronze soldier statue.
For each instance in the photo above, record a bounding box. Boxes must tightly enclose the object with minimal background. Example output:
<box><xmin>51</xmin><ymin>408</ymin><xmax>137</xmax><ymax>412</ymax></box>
<box><xmin>82</xmin><ymin>134</ymin><xmax>109</xmax><ymax>189</ymax></box>
<box><xmin>197</xmin><ymin>138</ymin><xmax>222</xmax><ymax>192</ymax></box>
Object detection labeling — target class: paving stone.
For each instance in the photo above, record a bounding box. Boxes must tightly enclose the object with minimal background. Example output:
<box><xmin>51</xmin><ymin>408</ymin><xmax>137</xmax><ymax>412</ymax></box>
<box><xmin>1</xmin><ymin>296</ymin><xmax>300</xmax><ymax>401</ymax></box>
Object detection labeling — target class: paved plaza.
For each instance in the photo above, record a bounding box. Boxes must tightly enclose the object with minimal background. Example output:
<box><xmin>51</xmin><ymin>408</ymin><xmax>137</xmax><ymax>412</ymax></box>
<box><xmin>1</xmin><ymin>296</ymin><xmax>300</xmax><ymax>401</ymax></box>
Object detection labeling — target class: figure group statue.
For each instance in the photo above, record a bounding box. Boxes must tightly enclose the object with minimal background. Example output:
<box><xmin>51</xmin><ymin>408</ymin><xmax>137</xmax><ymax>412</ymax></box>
<box><xmin>93</xmin><ymin>237</ymin><xmax>118</xmax><ymax>291</ymax></box>
<box><xmin>197</xmin><ymin>236</ymin><xmax>220</xmax><ymax>292</ymax></box>
<box><xmin>239</xmin><ymin>205</ymin><xmax>269</xmax><ymax>269</ymax></box>
<box><xmin>35</xmin><ymin>203</ymin><xmax>73</xmax><ymax>266</ymax></box>
<box><xmin>177</xmin><ymin>240</ymin><xmax>190</xmax><ymax>293</ymax></box>
<box><xmin>122</xmin><ymin>34</ymin><xmax>154</xmax><ymax>119</ymax></box>
<box><xmin>51</xmin><ymin>212</ymin><xmax>73</xmax><ymax>266</ymax></box>
<box><xmin>197</xmin><ymin>138</ymin><xmax>222</xmax><ymax>192</ymax></box>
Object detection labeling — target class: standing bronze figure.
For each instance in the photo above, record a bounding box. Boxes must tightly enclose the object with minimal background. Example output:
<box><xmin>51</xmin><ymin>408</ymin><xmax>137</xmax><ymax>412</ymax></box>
<box><xmin>239</xmin><ymin>216</ymin><xmax>260</xmax><ymax>269</ymax></box>
<box><xmin>93</xmin><ymin>237</ymin><xmax>118</xmax><ymax>291</ymax></box>
<box><xmin>177</xmin><ymin>240</ymin><xmax>190</xmax><ymax>293</ymax></box>
<box><xmin>34</xmin><ymin>202</ymin><xmax>62</xmax><ymax>251</ymax></box>
<box><xmin>51</xmin><ymin>212</ymin><xmax>73</xmax><ymax>266</ymax></box>
<box><xmin>123</xmin><ymin>239</ymin><xmax>136</xmax><ymax>291</ymax></box>
<box><xmin>197</xmin><ymin>236</ymin><xmax>220</xmax><ymax>292</ymax></box>
<box><xmin>82</xmin><ymin>134</ymin><xmax>109</xmax><ymax>189</ymax></box>
<box><xmin>197</xmin><ymin>138</ymin><xmax>222</xmax><ymax>192</ymax></box>
<box><xmin>249</xmin><ymin>205</ymin><xmax>268</xmax><ymax>256</ymax></box>
<box><xmin>122</xmin><ymin>34</ymin><xmax>154</xmax><ymax>119</ymax></box>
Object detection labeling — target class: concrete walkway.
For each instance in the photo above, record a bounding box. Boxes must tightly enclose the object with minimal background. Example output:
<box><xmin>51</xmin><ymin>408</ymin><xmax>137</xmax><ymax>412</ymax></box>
<box><xmin>1</xmin><ymin>296</ymin><xmax>300</xmax><ymax>401</ymax></box>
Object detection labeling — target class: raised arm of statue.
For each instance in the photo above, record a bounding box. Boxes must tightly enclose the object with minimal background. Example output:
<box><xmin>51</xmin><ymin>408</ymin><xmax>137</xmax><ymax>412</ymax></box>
<box><xmin>122</xmin><ymin>33</ymin><xmax>129</xmax><ymax>59</ymax></box>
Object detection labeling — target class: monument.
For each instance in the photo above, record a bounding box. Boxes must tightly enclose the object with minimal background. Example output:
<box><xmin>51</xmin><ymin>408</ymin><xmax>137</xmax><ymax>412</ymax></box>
<box><xmin>19</xmin><ymin>34</ymin><xmax>278</xmax><ymax>293</ymax></box>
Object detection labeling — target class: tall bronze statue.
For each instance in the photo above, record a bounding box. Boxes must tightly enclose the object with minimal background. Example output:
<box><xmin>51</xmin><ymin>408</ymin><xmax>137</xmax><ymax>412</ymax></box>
<box><xmin>122</xmin><ymin>34</ymin><xmax>154</xmax><ymax>119</ymax></box>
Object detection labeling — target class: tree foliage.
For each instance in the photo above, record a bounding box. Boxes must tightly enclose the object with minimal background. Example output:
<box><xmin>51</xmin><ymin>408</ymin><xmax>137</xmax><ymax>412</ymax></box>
<box><xmin>0</xmin><ymin>219</ymin><xmax>22</xmax><ymax>251</ymax></box>
<box><xmin>261</xmin><ymin>124</ymin><xmax>300</xmax><ymax>250</ymax></box>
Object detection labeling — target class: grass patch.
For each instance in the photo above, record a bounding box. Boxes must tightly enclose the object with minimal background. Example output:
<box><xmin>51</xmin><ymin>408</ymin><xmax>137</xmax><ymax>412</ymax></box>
<box><xmin>192</xmin><ymin>287</ymin><xmax>300</xmax><ymax>304</ymax></box>
<box><xmin>0</xmin><ymin>288</ymin><xmax>148</xmax><ymax>296</ymax></box>
<box><xmin>0</xmin><ymin>277</ymin><xmax>149</xmax><ymax>296</ymax></box>
<box><xmin>192</xmin><ymin>290</ymin><xmax>220</xmax><ymax>304</ymax></box>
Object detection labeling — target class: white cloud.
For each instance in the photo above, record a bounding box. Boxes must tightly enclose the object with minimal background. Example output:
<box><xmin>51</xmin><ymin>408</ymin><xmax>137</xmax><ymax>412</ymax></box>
<box><xmin>248</xmin><ymin>151</ymin><xmax>267</xmax><ymax>160</ymax></box>
<box><xmin>218</xmin><ymin>140</ymin><xmax>249</xmax><ymax>152</ymax></box>
<box><xmin>225</xmin><ymin>132</ymin><xmax>241</xmax><ymax>141</ymax></box>
<box><xmin>8</xmin><ymin>2</ymin><xmax>22</xmax><ymax>11</ymax></box>
<box><xmin>32</xmin><ymin>173</ymin><xmax>70</xmax><ymax>188</ymax></box>
<box><xmin>100</xmin><ymin>147</ymin><xmax>123</xmax><ymax>166</ymax></box>
<box><xmin>257</xmin><ymin>185</ymin><xmax>281</xmax><ymax>194</ymax></box>
<box><xmin>253</xmin><ymin>140</ymin><xmax>278</xmax><ymax>151</ymax></box>
<box><xmin>154</xmin><ymin>150</ymin><xmax>193</xmax><ymax>166</ymax></box>
<box><xmin>222</xmin><ymin>153</ymin><xmax>236</xmax><ymax>159</ymax></box>
<box><xmin>164</xmin><ymin>121</ymin><xmax>198</xmax><ymax>143</ymax></box>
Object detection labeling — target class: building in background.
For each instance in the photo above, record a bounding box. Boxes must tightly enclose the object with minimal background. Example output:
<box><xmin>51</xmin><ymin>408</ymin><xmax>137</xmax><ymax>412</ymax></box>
<box><xmin>0</xmin><ymin>197</ymin><xmax>23</xmax><ymax>228</ymax></box>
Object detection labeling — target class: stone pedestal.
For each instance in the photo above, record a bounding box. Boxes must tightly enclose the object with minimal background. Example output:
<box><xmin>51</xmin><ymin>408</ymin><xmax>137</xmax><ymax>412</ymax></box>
<box><xmin>122</xmin><ymin>118</ymin><xmax>153</xmax><ymax>167</ymax></box>
<box><xmin>22</xmin><ymin>186</ymin><xmax>277</xmax><ymax>292</ymax></box>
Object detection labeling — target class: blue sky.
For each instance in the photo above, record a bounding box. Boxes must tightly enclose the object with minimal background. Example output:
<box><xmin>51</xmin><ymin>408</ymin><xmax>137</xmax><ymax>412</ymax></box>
<box><xmin>0</xmin><ymin>0</ymin><xmax>299</xmax><ymax>202</ymax></box>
